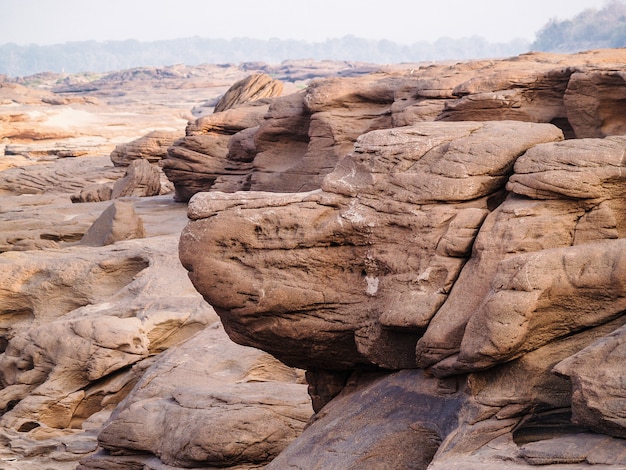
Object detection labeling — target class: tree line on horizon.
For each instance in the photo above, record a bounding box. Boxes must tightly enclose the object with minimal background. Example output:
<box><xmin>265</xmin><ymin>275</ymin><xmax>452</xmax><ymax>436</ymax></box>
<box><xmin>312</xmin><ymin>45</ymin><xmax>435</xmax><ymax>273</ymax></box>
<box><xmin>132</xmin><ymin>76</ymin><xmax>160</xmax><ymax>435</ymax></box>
<box><xmin>531</xmin><ymin>0</ymin><xmax>626</xmax><ymax>52</ymax></box>
<box><xmin>0</xmin><ymin>36</ymin><xmax>530</xmax><ymax>78</ymax></box>
<box><xmin>1</xmin><ymin>1</ymin><xmax>624</xmax><ymax>78</ymax></box>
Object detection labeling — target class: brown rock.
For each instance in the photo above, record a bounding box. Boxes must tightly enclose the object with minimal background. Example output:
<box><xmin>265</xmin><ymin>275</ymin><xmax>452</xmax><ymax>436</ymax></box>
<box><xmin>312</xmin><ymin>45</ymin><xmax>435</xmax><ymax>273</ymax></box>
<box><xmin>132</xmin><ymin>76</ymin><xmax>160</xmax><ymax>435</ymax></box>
<box><xmin>0</xmin><ymin>235</ymin><xmax>216</xmax><ymax>437</ymax></box>
<box><xmin>179</xmin><ymin>121</ymin><xmax>563</xmax><ymax>370</ymax></box>
<box><xmin>78</xmin><ymin>201</ymin><xmax>145</xmax><ymax>247</ymax></box>
<box><xmin>163</xmin><ymin>101</ymin><xmax>270</xmax><ymax>201</ymax></box>
<box><xmin>564</xmin><ymin>70</ymin><xmax>626</xmax><ymax>138</ymax></box>
<box><xmin>110</xmin><ymin>158</ymin><xmax>161</xmax><ymax>199</ymax></box>
<box><xmin>71</xmin><ymin>183</ymin><xmax>114</xmax><ymax>203</ymax></box>
<box><xmin>80</xmin><ymin>323</ymin><xmax>311</xmax><ymax>469</ymax></box>
<box><xmin>554</xmin><ymin>324</ymin><xmax>626</xmax><ymax>438</ymax></box>
<box><xmin>109</xmin><ymin>130</ymin><xmax>182</xmax><ymax>167</ymax></box>
<box><xmin>519</xmin><ymin>433</ymin><xmax>626</xmax><ymax>466</ymax></box>
<box><xmin>416</xmin><ymin>135</ymin><xmax>626</xmax><ymax>373</ymax></box>
<box><xmin>267</xmin><ymin>370</ymin><xmax>466</xmax><ymax>470</ymax></box>
<box><xmin>213</xmin><ymin>73</ymin><xmax>284</xmax><ymax>113</ymax></box>
<box><xmin>0</xmin><ymin>156</ymin><xmax>124</xmax><ymax>196</ymax></box>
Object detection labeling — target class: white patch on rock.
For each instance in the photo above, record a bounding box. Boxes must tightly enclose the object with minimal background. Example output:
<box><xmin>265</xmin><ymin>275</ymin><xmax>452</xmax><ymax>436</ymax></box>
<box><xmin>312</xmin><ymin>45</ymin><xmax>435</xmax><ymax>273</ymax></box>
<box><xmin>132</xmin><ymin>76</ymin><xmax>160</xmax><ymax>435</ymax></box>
<box><xmin>365</xmin><ymin>276</ymin><xmax>379</xmax><ymax>296</ymax></box>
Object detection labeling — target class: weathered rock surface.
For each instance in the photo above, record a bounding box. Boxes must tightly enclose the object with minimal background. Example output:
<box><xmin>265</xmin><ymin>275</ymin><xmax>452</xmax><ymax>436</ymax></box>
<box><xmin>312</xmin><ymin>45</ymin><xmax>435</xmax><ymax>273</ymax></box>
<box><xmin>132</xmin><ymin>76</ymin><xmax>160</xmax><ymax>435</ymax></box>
<box><xmin>163</xmin><ymin>100</ymin><xmax>273</xmax><ymax>201</ymax></box>
<box><xmin>178</xmin><ymin>50</ymin><xmax>626</xmax><ymax>469</ymax></box>
<box><xmin>78</xmin><ymin>200</ymin><xmax>145</xmax><ymax>246</ymax></box>
<box><xmin>72</xmin><ymin>158</ymin><xmax>164</xmax><ymax>203</ymax></box>
<box><xmin>180</xmin><ymin>120</ymin><xmax>564</xmax><ymax>370</ymax></box>
<box><xmin>267</xmin><ymin>369</ymin><xmax>466</xmax><ymax>469</ymax></box>
<box><xmin>2</xmin><ymin>61</ymin><xmax>366</xmax><ymax>468</ymax></box>
<box><xmin>0</xmin><ymin>156</ymin><xmax>125</xmax><ymax>197</ymax></box>
<box><xmin>79</xmin><ymin>322</ymin><xmax>310</xmax><ymax>469</ymax></box>
<box><xmin>165</xmin><ymin>49</ymin><xmax>626</xmax><ymax>202</ymax></box>
<box><xmin>110</xmin><ymin>130</ymin><xmax>182</xmax><ymax>167</ymax></box>
<box><xmin>0</xmin><ymin>232</ymin><xmax>216</xmax><ymax>468</ymax></box>
<box><xmin>3</xmin><ymin>52</ymin><xmax>626</xmax><ymax>469</ymax></box>
<box><xmin>214</xmin><ymin>73</ymin><xmax>284</xmax><ymax>113</ymax></box>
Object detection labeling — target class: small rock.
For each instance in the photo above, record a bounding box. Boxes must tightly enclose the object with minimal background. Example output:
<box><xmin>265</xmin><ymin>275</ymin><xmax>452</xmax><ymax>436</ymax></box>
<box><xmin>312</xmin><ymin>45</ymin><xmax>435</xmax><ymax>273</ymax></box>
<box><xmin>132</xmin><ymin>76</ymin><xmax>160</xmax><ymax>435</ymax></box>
<box><xmin>79</xmin><ymin>201</ymin><xmax>145</xmax><ymax>247</ymax></box>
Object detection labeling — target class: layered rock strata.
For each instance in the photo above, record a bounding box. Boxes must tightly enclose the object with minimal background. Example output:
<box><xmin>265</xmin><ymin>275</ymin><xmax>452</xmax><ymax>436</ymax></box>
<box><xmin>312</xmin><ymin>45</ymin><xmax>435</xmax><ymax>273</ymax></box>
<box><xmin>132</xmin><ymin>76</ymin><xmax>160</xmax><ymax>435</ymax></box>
<box><xmin>178</xmin><ymin>50</ymin><xmax>626</xmax><ymax>468</ymax></box>
<box><xmin>165</xmin><ymin>49</ymin><xmax>626</xmax><ymax>202</ymax></box>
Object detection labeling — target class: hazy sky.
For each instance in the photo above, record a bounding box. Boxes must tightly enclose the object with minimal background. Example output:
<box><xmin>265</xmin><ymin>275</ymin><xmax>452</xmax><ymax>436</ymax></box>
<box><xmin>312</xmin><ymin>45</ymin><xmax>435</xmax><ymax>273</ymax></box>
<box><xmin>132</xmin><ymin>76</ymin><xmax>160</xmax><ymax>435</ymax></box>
<box><xmin>0</xmin><ymin>0</ymin><xmax>608</xmax><ymax>46</ymax></box>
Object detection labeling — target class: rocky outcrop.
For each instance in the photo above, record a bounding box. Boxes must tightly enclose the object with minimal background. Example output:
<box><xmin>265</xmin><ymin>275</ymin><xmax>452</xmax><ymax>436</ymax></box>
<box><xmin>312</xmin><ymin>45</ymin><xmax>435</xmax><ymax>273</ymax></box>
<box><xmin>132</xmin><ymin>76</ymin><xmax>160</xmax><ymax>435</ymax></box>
<box><xmin>3</xmin><ymin>52</ymin><xmax>626</xmax><ymax>469</ymax></box>
<box><xmin>179</xmin><ymin>50</ymin><xmax>626</xmax><ymax>469</ymax></box>
<box><xmin>79</xmin><ymin>323</ymin><xmax>310</xmax><ymax>469</ymax></box>
<box><xmin>180</xmin><ymin>121</ymin><xmax>564</xmax><ymax>370</ymax></box>
<box><xmin>165</xmin><ymin>49</ymin><xmax>626</xmax><ymax>202</ymax></box>
<box><xmin>0</xmin><ymin>59</ymin><xmax>396</xmax><ymax>469</ymax></box>
<box><xmin>163</xmin><ymin>100</ymin><xmax>273</xmax><ymax>201</ymax></box>
<box><xmin>109</xmin><ymin>130</ymin><xmax>182</xmax><ymax>167</ymax></box>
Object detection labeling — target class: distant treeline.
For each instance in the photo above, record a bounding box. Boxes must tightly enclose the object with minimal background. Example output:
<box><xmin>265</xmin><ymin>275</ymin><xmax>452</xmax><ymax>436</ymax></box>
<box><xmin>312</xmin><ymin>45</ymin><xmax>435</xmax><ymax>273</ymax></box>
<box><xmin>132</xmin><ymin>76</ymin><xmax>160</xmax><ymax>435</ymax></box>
<box><xmin>532</xmin><ymin>0</ymin><xmax>626</xmax><ymax>52</ymax></box>
<box><xmin>1</xmin><ymin>1</ymin><xmax>624</xmax><ymax>77</ymax></box>
<box><xmin>0</xmin><ymin>36</ymin><xmax>530</xmax><ymax>77</ymax></box>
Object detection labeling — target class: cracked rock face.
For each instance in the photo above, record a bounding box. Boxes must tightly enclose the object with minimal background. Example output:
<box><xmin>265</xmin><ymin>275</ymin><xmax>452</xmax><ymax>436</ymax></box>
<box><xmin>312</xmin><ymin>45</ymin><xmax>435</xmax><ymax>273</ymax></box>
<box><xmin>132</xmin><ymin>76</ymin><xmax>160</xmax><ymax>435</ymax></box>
<box><xmin>178</xmin><ymin>52</ymin><xmax>626</xmax><ymax>468</ymax></box>
<box><xmin>79</xmin><ymin>322</ymin><xmax>311</xmax><ymax>469</ymax></box>
<box><xmin>180</xmin><ymin>120</ymin><xmax>564</xmax><ymax>370</ymax></box>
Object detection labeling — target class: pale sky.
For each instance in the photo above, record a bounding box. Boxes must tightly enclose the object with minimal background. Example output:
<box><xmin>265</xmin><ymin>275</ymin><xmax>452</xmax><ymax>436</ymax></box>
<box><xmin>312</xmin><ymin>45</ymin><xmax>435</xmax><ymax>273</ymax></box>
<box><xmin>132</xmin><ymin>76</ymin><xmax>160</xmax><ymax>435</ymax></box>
<box><xmin>0</xmin><ymin>0</ymin><xmax>609</xmax><ymax>46</ymax></box>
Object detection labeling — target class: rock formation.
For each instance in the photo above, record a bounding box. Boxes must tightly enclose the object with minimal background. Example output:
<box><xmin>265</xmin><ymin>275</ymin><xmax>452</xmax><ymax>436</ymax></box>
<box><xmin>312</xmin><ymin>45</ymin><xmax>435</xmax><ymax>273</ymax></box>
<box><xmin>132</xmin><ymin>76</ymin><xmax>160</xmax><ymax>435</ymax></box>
<box><xmin>164</xmin><ymin>49</ymin><xmax>626</xmax><ymax>205</ymax></box>
<box><xmin>79</xmin><ymin>323</ymin><xmax>310</xmax><ymax>469</ymax></box>
<box><xmin>109</xmin><ymin>130</ymin><xmax>182</xmax><ymax>167</ymax></box>
<box><xmin>78</xmin><ymin>200</ymin><xmax>145</xmax><ymax>246</ymax></box>
<box><xmin>178</xmin><ymin>49</ymin><xmax>626</xmax><ymax>469</ymax></box>
<box><xmin>2</xmin><ymin>51</ymin><xmax>626</xmax><ymax>469</ymax></box>
<box><xmin>0</xmin><ymin>60</ymin><xmax>368</xmax><ymax>468</ymax></box>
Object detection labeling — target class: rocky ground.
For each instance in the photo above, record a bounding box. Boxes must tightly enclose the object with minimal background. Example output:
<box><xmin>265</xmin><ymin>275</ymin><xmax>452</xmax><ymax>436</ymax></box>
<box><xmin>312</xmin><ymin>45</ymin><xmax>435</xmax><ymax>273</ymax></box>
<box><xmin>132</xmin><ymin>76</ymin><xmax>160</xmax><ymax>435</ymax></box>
<box><xmin>1</xmin><ymin>51</ymin><xmax>626</xmax><ymax>469</ymax></box>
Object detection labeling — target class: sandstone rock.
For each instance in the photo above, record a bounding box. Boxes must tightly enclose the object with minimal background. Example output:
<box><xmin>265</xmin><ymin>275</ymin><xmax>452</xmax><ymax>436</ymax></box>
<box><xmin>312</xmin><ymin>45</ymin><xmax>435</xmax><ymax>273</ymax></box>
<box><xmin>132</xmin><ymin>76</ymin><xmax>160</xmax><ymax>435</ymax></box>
<box><xmin>507</xmin><ymin>135</ymin><xmax>626</xmax><ymax>200</ymax></box>
<box><xmin>0</xmin><ymin>156</ymin><xmax>125</xmax><ymax>196</ymax></box>
<box><xmin>564</xmin><ymin>70</ymin><xmax>626</xmax><ymax>138</ymax></box>
<box><xmin>554</xmin><ymin>323</ymin><xmax>626</xmax><ymax>438</ymax></box>
<box><xmin>71</xmin><ymin>183</ymin><xmax>114</xmax><ymax>203</ymax></box>
<box><xmin>8</xmin><ymin>239</ymin><xmax>60</xmax><ymax>252</ymax></box>
<box><xmin>164</xmin><ymin>50</ymin><xmax>626</xmax><ymax>203</ymax></box>
<box><xmin>519</xmin><ymin>433</ymin><xmax>626</xmax><ymax>466</ymax></box>
<box><xmin>163</xmin><ymin>100</ymin><xmax>270</xmax><ymax>201</ymax></box>
<box><xmin>109</xmin><ymin>130</ymin><xmax>182</xmax><ymax>167</ymax></box>
<box><xmin>80</xmin><ymin>322</ymin><xmax>311</xmax><ymax>469</ymax></box>
<box><xmin>78</xmin><ymin>201</ymin><xmax>145</xmax><ymax>247</ymax></box>
<box><xmin>6</xmin><ymin>53</ymin><xmax>626</xmax><ymax>469</ymax></box>
<box><xmin>180</xmin><ymin>121</ymin><xmax>563</xmax><ymax>370</ymax></box>
<box><xmin>110</xmin><ymin>158</ymin><xmax>161</xmax><ymax>199</ymax></box>
<box><xmin>0</xmin><ymin>60</ymin><xmax>384</xmax><ymax>468</ymax></box>
<box><xmin>0</xmin><ymin>235</ymin><xmax>216</xmax><ymax>450</ymax></box>
<box><xmin>213</xmin><ymin>73</ymin><xmax>284</xmax><ymax>113</ymax></box>
<box><xmin>266</xmin><ymin>369</ymin><xmax>467</xmax><ymax>470</ymax></box>
<box><xmin>416</xmin><ymin>135</ymin><xmax>626</xmax><ymax>373</ymax></box>
<box><xmin>452</xmin><ymin>239</ymin><xmax>626</xmax><ymax>370</ymax></box>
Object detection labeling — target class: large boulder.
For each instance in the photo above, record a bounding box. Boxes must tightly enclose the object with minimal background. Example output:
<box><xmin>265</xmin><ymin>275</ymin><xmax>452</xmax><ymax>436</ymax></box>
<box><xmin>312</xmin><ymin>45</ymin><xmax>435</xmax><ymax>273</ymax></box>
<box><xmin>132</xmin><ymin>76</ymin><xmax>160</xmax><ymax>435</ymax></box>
<box><xmin>179</xmin><ymin>120</ymin><xmax>564</xmax><ymax>370</ymax></box>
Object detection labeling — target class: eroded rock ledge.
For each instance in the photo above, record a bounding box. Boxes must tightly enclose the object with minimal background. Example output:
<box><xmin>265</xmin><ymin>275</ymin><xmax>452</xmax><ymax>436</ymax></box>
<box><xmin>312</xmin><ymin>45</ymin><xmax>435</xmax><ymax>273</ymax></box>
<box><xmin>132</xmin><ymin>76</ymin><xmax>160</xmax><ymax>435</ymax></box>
<box><xmin>176</xmin><ymin>50</ymin><xmax>626</xmax><ymax>469</ymax></box>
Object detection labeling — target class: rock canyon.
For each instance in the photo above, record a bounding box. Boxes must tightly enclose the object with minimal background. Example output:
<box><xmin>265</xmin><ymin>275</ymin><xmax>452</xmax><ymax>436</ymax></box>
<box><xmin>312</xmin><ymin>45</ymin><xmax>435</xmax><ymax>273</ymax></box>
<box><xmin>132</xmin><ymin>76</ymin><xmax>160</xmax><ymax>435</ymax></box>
<box><xmin>0</xmin><ymin>50</ymin><xmax>625</xmax><ymax>469</ymax></box>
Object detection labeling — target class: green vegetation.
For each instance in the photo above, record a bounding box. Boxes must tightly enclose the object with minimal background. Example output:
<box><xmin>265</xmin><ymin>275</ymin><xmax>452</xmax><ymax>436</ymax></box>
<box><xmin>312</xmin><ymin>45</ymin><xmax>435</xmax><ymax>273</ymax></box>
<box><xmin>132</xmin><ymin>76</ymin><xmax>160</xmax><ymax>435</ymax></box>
<box><xmin>532</xmin><ymin>0</ymin><xmax>626</xmax><ymax>52</ymax></box>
